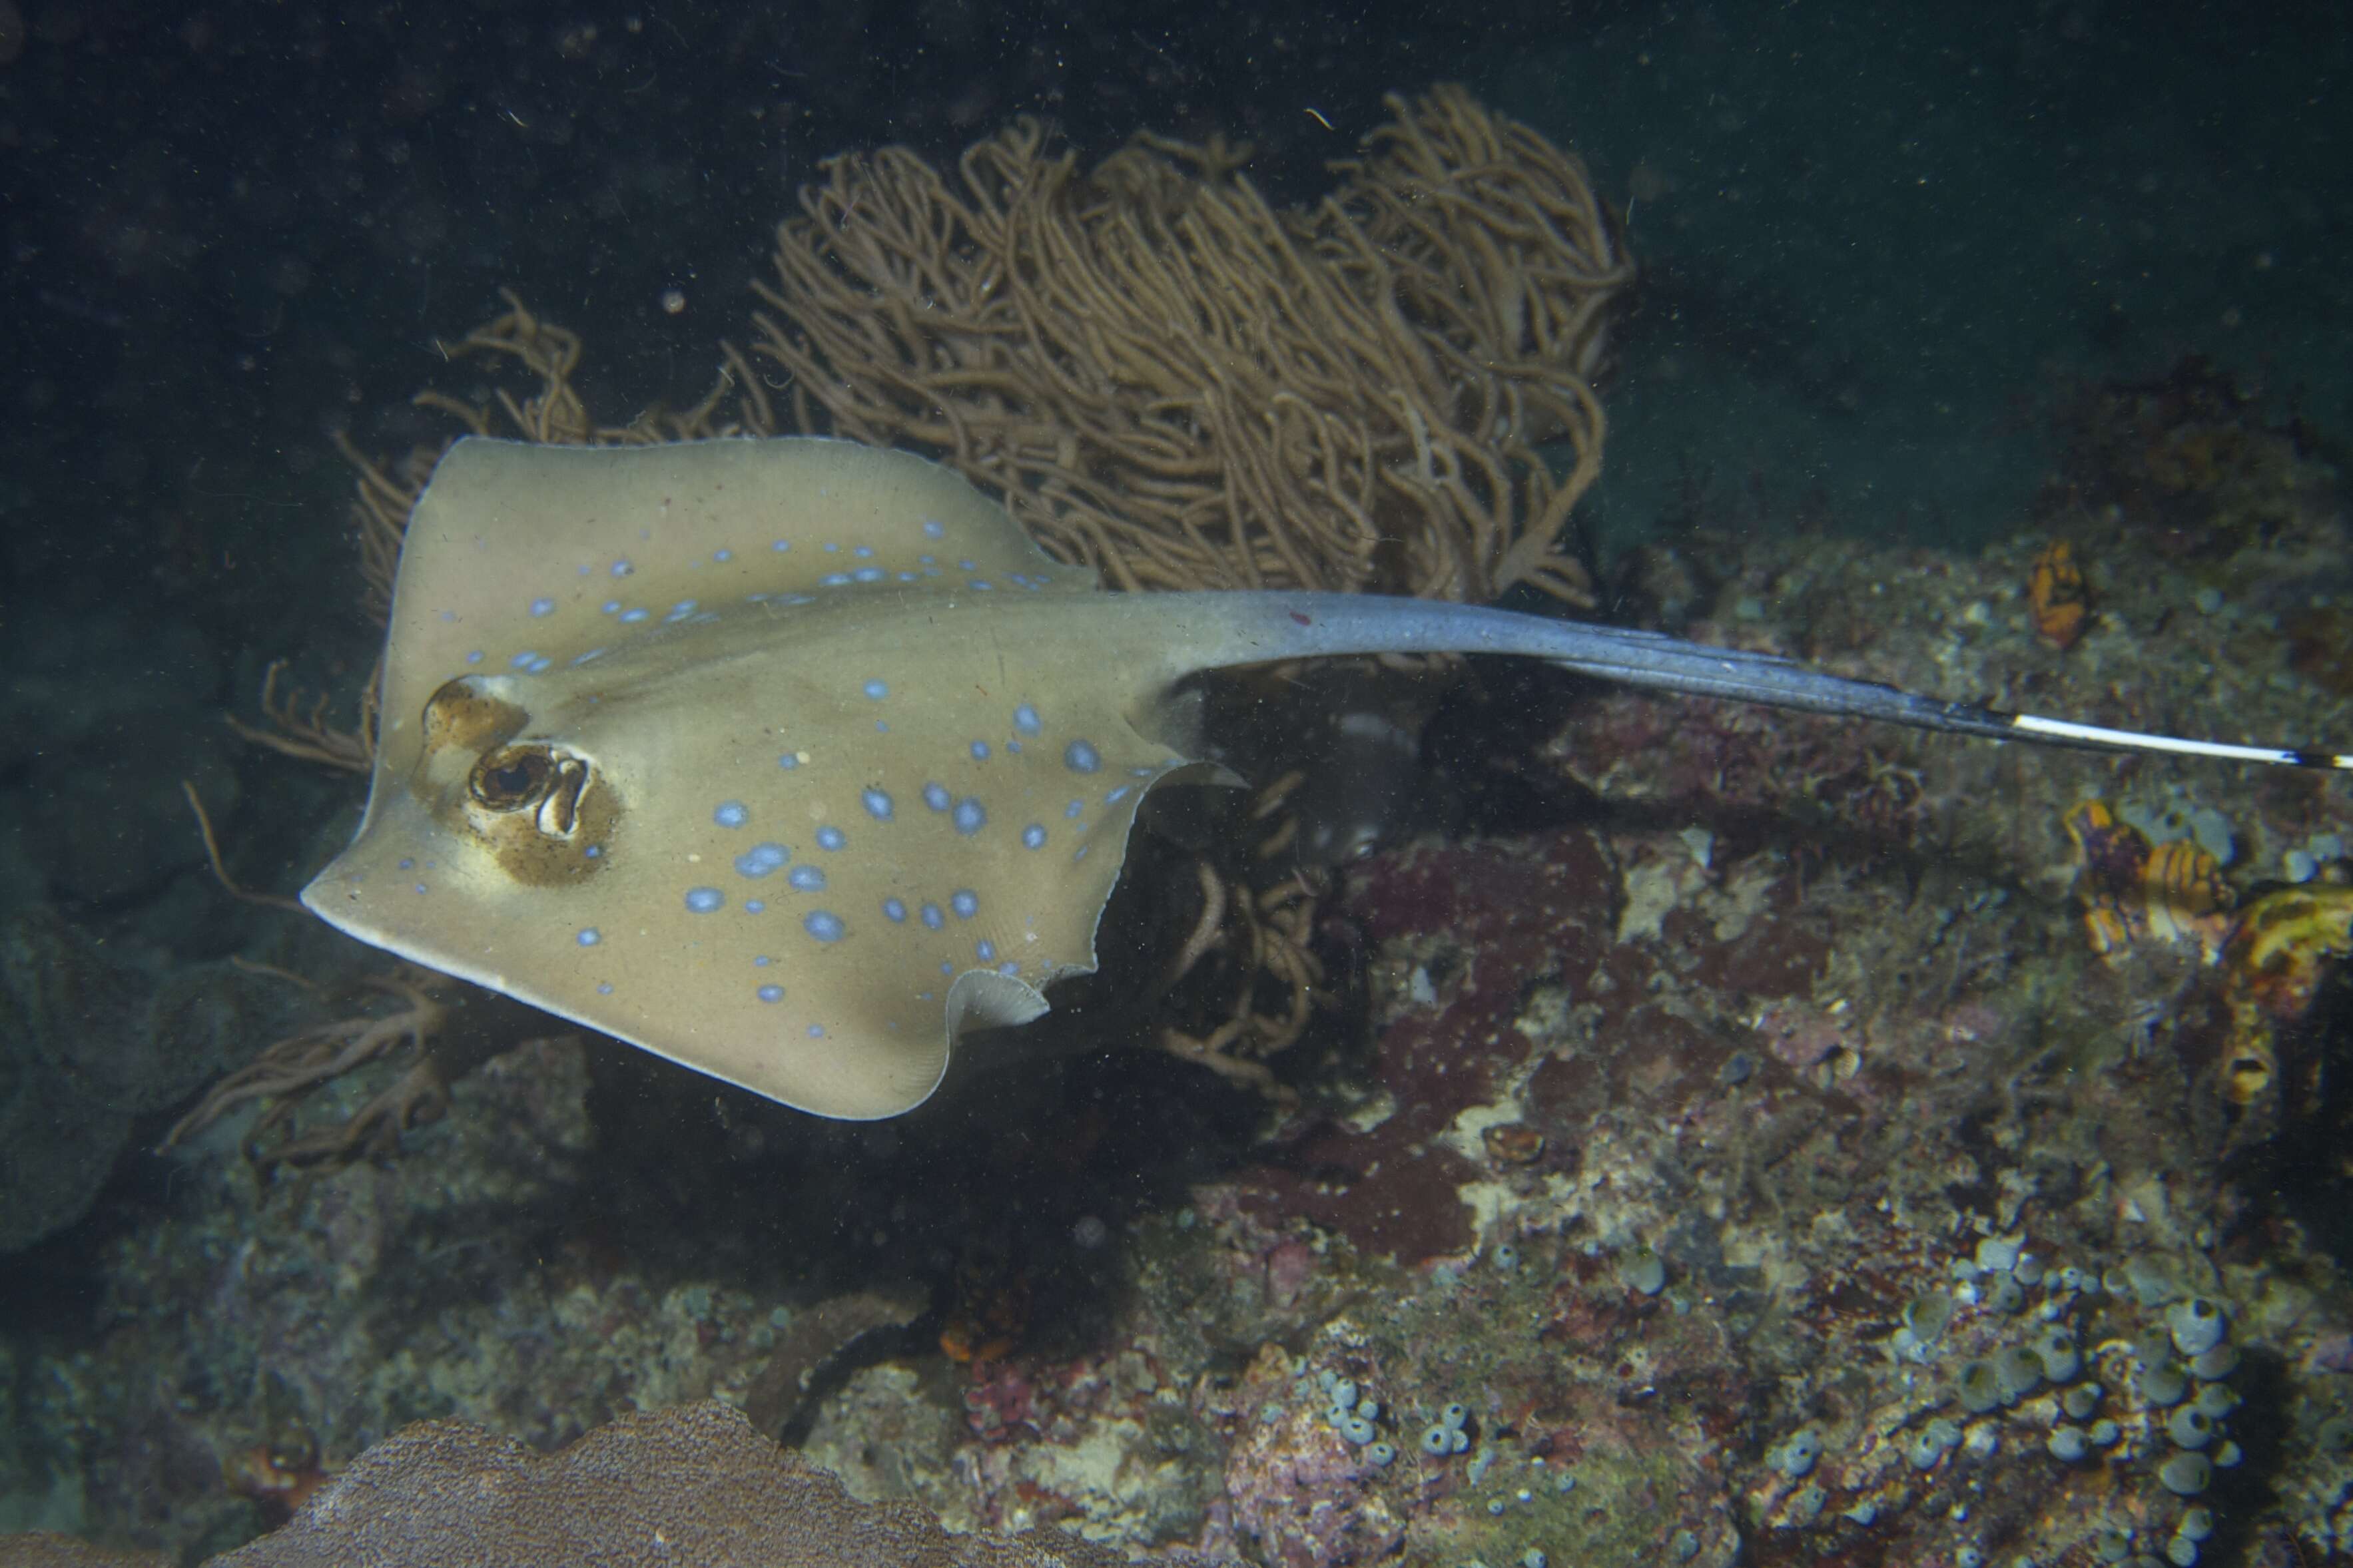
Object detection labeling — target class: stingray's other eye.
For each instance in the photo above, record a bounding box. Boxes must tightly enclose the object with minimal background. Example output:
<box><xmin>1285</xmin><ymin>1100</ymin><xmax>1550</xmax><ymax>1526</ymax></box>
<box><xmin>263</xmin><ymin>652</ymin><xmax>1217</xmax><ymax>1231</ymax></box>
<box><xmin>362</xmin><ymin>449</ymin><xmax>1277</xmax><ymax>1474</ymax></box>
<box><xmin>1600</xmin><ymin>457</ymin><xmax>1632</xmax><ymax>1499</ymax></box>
<box><xmin>470</xmin><ymin>745</ymin><xmax>554</xmax><ymax>810</ymax></box>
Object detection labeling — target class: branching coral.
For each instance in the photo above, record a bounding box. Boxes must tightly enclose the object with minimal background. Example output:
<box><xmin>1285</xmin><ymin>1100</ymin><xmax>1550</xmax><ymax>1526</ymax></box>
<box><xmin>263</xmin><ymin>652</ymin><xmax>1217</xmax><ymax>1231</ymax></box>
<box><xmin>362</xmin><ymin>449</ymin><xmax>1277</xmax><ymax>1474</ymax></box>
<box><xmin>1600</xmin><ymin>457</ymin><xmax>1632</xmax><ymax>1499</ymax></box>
<box><xmin>752</xmin><ymin>84</ymin><xmax>1629</xmax><ymax>603</ymax></box>
<box><xmin>162</xmin><ymin>966</ymin><xmax>559</xmax><ymax>1174</ymax></box>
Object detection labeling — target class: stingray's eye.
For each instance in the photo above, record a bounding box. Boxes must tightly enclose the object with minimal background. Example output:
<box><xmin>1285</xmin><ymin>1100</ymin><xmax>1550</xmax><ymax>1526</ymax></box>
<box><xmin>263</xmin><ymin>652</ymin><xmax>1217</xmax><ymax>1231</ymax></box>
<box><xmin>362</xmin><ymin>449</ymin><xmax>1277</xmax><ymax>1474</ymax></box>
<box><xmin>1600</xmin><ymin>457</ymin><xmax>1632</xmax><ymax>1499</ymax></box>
<box><xmin>455</xmin><ymin>740</ymin><xmax>612</xmax><ymax>884</ymax></box>
<box><xmin>470</xmin><ymin>745</ymin><xmax>554</xmax><ymax>810</ymax></box>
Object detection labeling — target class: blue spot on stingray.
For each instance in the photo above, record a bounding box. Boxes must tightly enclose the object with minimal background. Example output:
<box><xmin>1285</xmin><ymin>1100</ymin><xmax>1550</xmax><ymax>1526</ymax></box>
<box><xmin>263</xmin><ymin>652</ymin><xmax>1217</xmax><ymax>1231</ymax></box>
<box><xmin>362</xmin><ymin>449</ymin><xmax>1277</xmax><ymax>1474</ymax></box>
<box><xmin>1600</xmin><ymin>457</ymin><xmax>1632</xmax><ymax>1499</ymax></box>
<box><xmin>414</xmin><ymin>884</ymin><xmax>429</xmax><ymax>894</ymax></box>
<box><xmin>398</xmin><ymin>858</ymin><xmax>415</xmax><ymax>870</ymax></box>
<box><xmin>1014</xmin><ymin>704</ymin><xmax>1042</xmax><ymax>734</ymax></box>
<box><xmin>970</xmin><ymin>740</ymin><xmax>990</xmax><ymax>760</ymax></box>
<box><xmin>713</xmin><ymin>801</ymin><xmax>749</xmax><ymax>828</ymax></box>
<box><xmin>953</xmin><ymin>798</ymin><xmax>986</xmax><ymax>835</ymax></box>
<box><xmin>807</xmin><ymin>1024</ymin><xmax>827</xmax><ymax>1038</ymax></box>
<box><xmin>735</xmin><ymin>842</ymin><xmax>789</xmax><ymax>877</ymax></box>
<box><xmin>805</xmin><ymin>912</ymin><xmax>846</xmax><ymax>943</ymax></box>
<box><xmin>789</xmin><ymin>865</ymin><xmax>827</xmax><ymax>892</ymax></box>
<box><xmin>968</xmin><ymin>580</ymin><xmax>994</xmax><ymax>591</ymax></box>
<box><xmin>923</xmin><ymin>782</ymin><xmax>951</xmax><ymax>812</ymax></box>
<box><xmin>882</xmin><ymin>897</ymin><xmax>908</xmax><ymax>923</ymax></box>
<box><xmin>864</xmin><ymin>679</ymin><xmax>888</xmax><ymax>700</ymax></box>
<box><xmin>757</xmin><ymin>984</ymin><xmax>783</xmax><ymax>1002</ymax></box>
<box><xmin>602</xmin><ymin>599</ymin><xmax>623</xmax><ymax>613</ymax></box>
<box><xmin>1022</xmin><ymin>824</ymin><xmax>1048</xmax><ymax>850</ymax></box>
<box><xmin>897</xmin><ymin>571</ymin><xmax>918</xmax><ymax>583</ymax></box>
<box><xmin>611</xmin><ymin>559</ymin><xmax>634</xmax><ymax>577</ymax></box>
<box><xmin>816</xmin><ymin>826</ymin><xmax>846</xmax><ymax>851</ymax></box>
<box><xmin>466</xmin><ymin>651</ymin><xmax>484</xmax><ymax>664</ymax></box>
<box><xmin>778</xmin><ymin>753</ymin><xmax>802</xmax><ymax>770</ymax></box>
<box><xmin>977</xmin><ymin>939</ymin><xmax>997</xmax><ymax>962</ymax></box>
<box><xmin>923</xmin><ymin>518</ymin><xmax>946</xmax><ymax>539</ymax></box>
<box><xmin>1065</xmin><ymin>799</ymin><xmax>1084</xmax><ymax>819</ymax></box>
<box><xmin>772</xmin><ymin>539</ymin><xmax>791</xmax><ymax>552</ymax></box>
<box><xmin>509</xmin><ymin>651</ymin><xmax>541</xmax><ymax>670</ymax></box>
<box><xmin>920</xmin><ymin>903</ymin><xmax>945</xmax><ymax>931</ymax></box>
<box><xmin>958</xmin><ymin>559</ymin><xmax>978</xmax><ymax>570</ymax></box>
<box><xmin>714</xmin><ymin>547</ymin><xmax>734</xmax><ymax>562</ymax></box>
<box><xmin>755</xmin><ymin>955</ymin><xmax>773</xmax><ymax>967</ymax></box>
<box><xmin>666</xmin><ymin>599</ymin><xmax>699</xmax><ymax>621</ymax></box>
<box><xmin>1006</xmin><ymin>740</ymin><xmax>1022</xmax><ymax>754</ymax></box>
<box><xmin>569</xmin><ymin>648</ymin><xmax>608</xmax><ymax>666</ymax></box>
<box><xmin>854</xmin><ymin>567</ymin><xmax>884</xmax><ymax>583</ymax></box>
<box><xmin>619</xmin><ymin>607</ymin><xmax>651</xmax><ymax>624</ymax></box>
<box><xmin>528</xmin><ymin>656</ymin><xmax>553</xmax><ymax>674</ymax></box>
<box><xmin>820</xmin><ymin>573</ymin><xmax>852</xmax><ymax>587</ymax></box>
<box><xmin>530</xmin><ymin>597</ymin><xmax>556</xmax><ymax>617</ymax></box>
<box><xmin>1065</xmin><ymin>740</ymin><xmax>1102</xmax><ymax>773</ymax></box>
<box><xmin>861</xmin><ymin>788</ymin><xmax>894</xmax><ymax>820</ymax></box>
<box><xmin>823</xmin><ymin>542</ymin><xmax>841</xmax><ymax>553</ymax></box>
<box><xmin>685</xmin><ymin>887</ymin><xmax>725</xmax><ymax>914</ymax></box>
<box><xmin>854</xmin><ymin>545</ymin><xmax>874</xmax><ymax>558</ymax></box>
<box><xmin>950</xmin><ymin>890</ymin><xmax>978</xmax><ymax>918</ymax></box>
<box><xmin>577</xmin><ymin>927</ymin><xmax>601</xmax><ymax>946</ymax></box>
<box><xmin>585</xmin><ymin>845</ymin><xmax>603</xmax><ymax>859</ymax></box>
<box><xmin>1074</xmin><ymin>844</ymin><xmax>1092</xmax><ymax>861</ymax></box>
<box><xmin>598</xmin><ymin>982</ymin><xmax>615</xmax><ymax>995</ymax></box>
<box><xmin>999</xmin><ymin>961</ymin><xmax>1020</xmax><ymax>975</ymax></box>
<box><xmin>745</xmin><ymin>898</ymin><xmax>768</xmax><ymax>914</ymax></box>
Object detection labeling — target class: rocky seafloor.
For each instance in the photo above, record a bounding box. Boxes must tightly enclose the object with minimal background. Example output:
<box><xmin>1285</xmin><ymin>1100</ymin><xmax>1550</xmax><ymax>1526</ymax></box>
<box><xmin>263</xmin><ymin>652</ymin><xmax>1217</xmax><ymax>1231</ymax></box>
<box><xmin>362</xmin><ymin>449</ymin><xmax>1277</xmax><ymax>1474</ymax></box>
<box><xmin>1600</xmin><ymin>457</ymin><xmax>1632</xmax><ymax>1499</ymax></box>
<box><xmin>3</xmin><ymin>361</ymin><xmax>2352</xmax><ymax>1567</ymax></box>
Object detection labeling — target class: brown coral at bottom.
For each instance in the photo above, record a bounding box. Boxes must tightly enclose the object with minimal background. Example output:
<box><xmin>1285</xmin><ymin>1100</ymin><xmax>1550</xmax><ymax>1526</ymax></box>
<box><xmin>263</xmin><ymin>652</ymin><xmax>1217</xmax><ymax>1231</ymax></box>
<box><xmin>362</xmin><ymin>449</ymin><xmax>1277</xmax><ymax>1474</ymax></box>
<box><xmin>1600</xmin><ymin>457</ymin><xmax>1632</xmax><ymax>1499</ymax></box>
<box><xmin>176</xmin><ymin>1401</ymin><xmax>1133</xmax><ymax>1568</ymax></box>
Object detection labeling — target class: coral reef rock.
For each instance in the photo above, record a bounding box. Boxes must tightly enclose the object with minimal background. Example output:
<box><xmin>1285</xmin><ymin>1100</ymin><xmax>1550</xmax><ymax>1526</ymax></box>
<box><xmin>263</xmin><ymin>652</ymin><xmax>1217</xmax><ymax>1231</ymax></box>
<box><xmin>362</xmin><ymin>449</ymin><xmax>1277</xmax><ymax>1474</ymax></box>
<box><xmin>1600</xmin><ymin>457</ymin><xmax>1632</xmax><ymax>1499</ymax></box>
<box><xmin>0</xmin><ymin>906</ymin><xmax>289</xmax><ymax>1253</ymax></box>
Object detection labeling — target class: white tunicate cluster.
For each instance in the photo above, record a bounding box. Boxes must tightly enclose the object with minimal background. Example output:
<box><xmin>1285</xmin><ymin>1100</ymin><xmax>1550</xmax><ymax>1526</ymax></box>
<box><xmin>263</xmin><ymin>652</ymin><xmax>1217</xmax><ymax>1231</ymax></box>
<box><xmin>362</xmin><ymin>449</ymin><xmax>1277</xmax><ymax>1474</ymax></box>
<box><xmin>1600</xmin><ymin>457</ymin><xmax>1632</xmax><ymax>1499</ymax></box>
<box><xmin>2129</xmin><ymin>1293</ymin><xmax>2243</xmax><ymax>1509</ymax></box>
<box><xmin>2117</xmin><ymin>803</ymin><xmax>2235</xmax><ymax>866</ymax></box>
<box><xmin>1943</xmin><ymin>1234</ymin><xmax>2089</xmax><ymax>1436</ymax></box>
<box><xmin>2105</xmin><ymin>1255</ymin><xmax>2186</xmax><ymax>1310</ymax></box>
<box><xmin>2167</xmin><ymin>1505</ymin><xmax>2213</xmax><ymax>1568</ymax></box>
<box><xmin>1315</xmin><ymin>1370</ymin><xmax>1383</xmax><ymax>1449</ymax></box>
<box><xmin>2165</xmin><ymin>1297</ymin><xmax>2226</xmax><ymax>1358</ymax></box>
<box><xmin>2282</xmin><ymin>831</ymin><xmax>2344</xmax><ymax>883</ymax></box>
<box><xmin>1619</xmin><ymin>1244</ymin><xmax>1667</xmax><ymax>1296</ymax></box>
<box><xmin>1907</xmin><ymin>1416</ymin><xmax>1963</xmax><ymax>1470</ymax></box>
<box><xmin>1767</xmin><ymin>1428</ymin><xmax>1822</xmax><ymax>1479</ymax></box>
<box><xmin>1419</xmin><ymin>1399</ymin><xmax>1473</xmax><ymax>1457</ymax></box>
<box><xmin>1891</xmin><ymin>1288</ymin><xmax>1956</xmax><ymax>1362</ymax></box>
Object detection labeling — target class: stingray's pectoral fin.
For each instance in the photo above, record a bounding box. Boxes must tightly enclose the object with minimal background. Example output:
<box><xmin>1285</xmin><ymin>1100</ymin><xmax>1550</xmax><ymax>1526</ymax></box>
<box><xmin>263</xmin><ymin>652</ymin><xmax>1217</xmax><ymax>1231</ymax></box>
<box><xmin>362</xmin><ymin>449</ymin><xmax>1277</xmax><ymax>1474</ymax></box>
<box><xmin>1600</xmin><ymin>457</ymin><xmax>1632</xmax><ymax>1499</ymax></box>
<box><xmin>1541</xmin><ymin>631</ymin><xmax>2353</xmax><ymax>771</ymax></box>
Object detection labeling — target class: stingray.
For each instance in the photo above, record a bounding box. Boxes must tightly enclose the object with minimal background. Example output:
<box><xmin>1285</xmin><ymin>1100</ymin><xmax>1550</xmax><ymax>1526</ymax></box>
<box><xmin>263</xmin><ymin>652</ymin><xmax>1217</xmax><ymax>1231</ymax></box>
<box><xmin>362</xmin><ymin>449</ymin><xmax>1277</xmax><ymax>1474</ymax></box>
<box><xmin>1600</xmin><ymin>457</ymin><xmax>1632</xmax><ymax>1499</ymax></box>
<box><xmin>301</xmin><ymin>437</ymin><xmax>2350</xmax><ymax>1119</ymax></box>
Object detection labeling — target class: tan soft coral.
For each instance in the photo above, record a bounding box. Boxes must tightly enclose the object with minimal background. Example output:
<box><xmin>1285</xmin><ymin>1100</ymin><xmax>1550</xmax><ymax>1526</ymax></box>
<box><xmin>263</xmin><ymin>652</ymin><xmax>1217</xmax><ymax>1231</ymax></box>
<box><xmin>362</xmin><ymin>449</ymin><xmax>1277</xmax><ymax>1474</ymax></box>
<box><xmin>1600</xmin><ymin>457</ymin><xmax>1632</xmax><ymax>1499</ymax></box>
<box><xmin>753</xmin><ymin>84</ymin><xmax>1630</xmax><ymax>603</ymax></box>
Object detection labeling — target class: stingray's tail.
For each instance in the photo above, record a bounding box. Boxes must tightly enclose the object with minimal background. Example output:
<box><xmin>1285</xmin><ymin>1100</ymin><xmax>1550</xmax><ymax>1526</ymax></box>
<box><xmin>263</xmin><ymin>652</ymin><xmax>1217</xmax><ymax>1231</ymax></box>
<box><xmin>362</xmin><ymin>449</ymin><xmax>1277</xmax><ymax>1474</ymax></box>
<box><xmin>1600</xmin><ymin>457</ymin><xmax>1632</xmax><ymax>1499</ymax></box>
<box><xmin>1197</xmin><ymin>593</ymin><xmax>2353</xmax><ymax>772</ymax></box>
<box><xmin>1530</xmin><ymin>620</ymin><xmax>2352</xmax><ymax>770</ymax></box>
